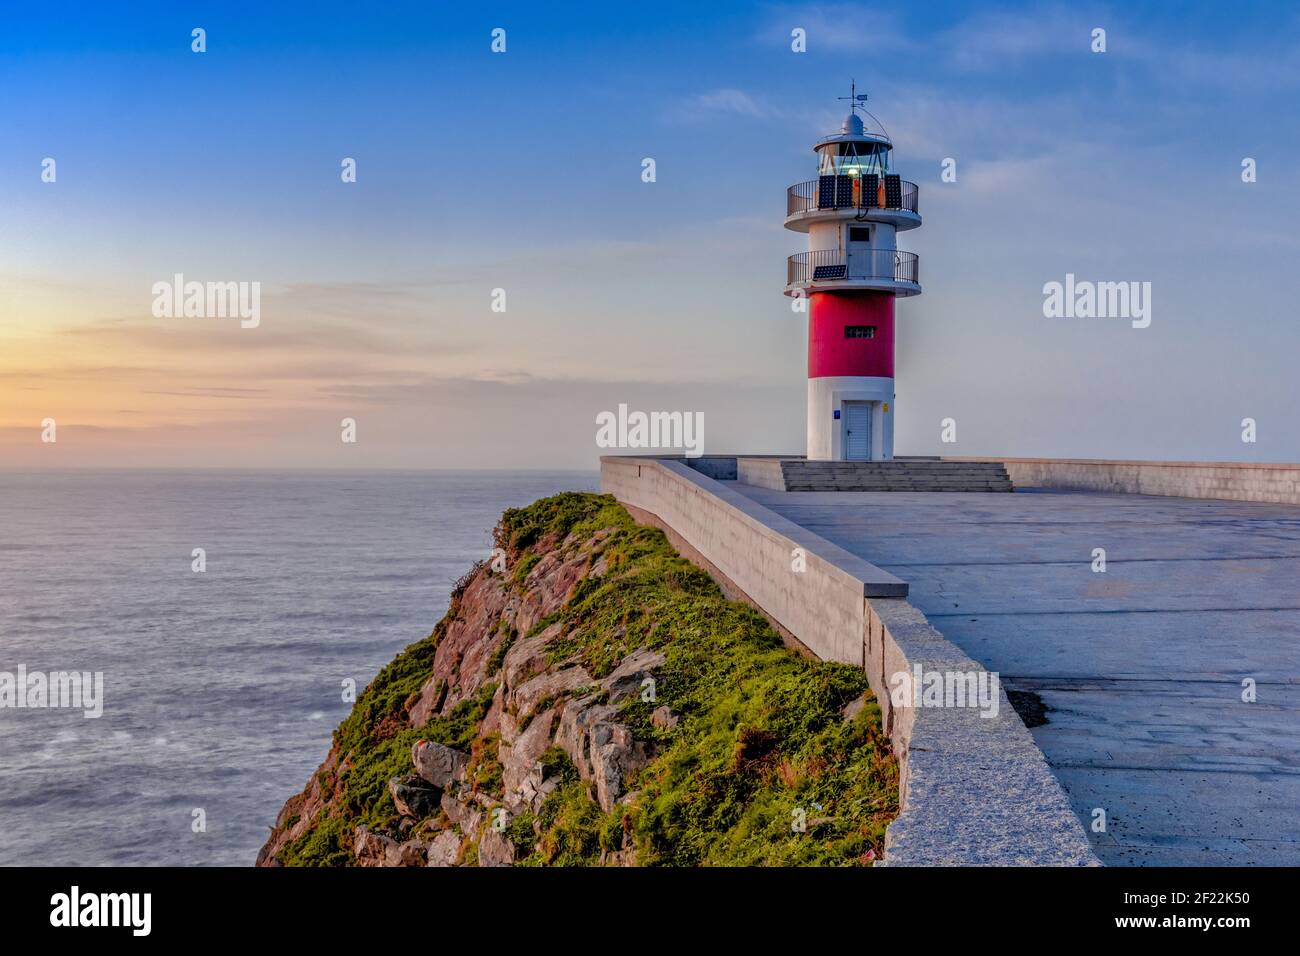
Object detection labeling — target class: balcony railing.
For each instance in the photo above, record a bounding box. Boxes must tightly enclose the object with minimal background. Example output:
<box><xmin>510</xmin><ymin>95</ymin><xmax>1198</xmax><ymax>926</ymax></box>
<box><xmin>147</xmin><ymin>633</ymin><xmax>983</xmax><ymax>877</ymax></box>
<box><xmin>787</xmin><ymin>249</ymin><xmax>919</xmax><ymax>286</ymax></box>
<box><xmin>787</xmin><ymin>175</ymin><xmax>919</xmax><ymax>216</ymax></box>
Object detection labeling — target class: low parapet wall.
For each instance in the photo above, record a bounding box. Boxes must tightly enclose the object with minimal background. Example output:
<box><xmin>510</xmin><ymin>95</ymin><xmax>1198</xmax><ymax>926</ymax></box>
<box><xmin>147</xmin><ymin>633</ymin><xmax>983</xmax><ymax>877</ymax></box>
<box><xmin>600</xmin><ymin>455</ymin><xmax>1098</xmax><ymax>866</ymax></box>
<box><xmin>863</xmin><ymin>599</ymin><xmax>1098</xmax><ymax>865</ymax></box>
<box><xmin>949</xmin><ymin>457</ymin><xmax>1300</xmax><ymax>505</ymax></box>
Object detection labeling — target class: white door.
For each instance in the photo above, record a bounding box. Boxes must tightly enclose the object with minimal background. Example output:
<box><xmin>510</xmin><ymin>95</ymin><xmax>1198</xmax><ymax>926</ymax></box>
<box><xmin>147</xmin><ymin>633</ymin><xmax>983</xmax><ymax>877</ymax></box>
<box><xmin>844</xmin><ymin>402</ymin><xmax>872</xmax><ymax>460</ymax></box>
<box><xmin>847</xmin><ymin>225</ymin><xmax>873</xmax><ymax>279</ymax></box>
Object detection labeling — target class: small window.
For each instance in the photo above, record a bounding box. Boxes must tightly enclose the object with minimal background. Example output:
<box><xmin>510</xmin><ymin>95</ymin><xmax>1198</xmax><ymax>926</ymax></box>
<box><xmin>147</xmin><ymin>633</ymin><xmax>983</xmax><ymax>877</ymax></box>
<box><xmin>848</xmin><ymin>226</ymin><xmax>871</xmax><ymax>243</ymax></box>
<box><xmin>845</xmin><ymin>325</ymin><xmax>876</xmax><ymax>339</ymax></box>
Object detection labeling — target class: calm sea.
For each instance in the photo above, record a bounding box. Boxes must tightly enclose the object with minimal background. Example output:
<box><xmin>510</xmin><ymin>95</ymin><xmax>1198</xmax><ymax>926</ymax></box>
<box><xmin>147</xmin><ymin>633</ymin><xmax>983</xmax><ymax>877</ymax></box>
<box><xmin>0</xmin><ymin>470</ymin><xmax>597</xmax><ymax>866</ymax></box>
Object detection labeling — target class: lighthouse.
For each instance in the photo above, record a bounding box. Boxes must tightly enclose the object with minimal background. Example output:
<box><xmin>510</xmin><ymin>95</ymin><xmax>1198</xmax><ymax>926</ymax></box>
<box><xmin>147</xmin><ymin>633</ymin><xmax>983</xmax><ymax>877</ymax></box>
<box><xmin>784</xmin><ymin>87</ymin><xmax>921</xmax><ymax>461</ymax></box>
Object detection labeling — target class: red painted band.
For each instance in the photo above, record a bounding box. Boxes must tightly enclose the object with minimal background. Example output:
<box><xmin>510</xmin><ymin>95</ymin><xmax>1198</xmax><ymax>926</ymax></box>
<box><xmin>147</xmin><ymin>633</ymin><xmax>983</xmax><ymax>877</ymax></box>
<box><xmin>807</xmin><ymin>291</ymin><xmax>895</xmax><ymax>378</ymax></box>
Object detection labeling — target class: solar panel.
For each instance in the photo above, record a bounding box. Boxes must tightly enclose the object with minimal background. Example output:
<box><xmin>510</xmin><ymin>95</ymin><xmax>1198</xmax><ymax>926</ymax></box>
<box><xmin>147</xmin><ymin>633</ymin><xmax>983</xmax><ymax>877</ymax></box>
<box><xmin>812</xmin><ymin>264</ymin><xmax>847</xmax><ymax>280</ymax></box>
<box><xmin>862</xmin><ymin>174</ymin><xmax>879</xmax><ymax>207</ymax></box>
<box><xmin>885</xmin><ymin>174</ymin><xmax>902</xmax><ymax>209</ymax></box>
<box><xmin>817</xmin><ymin>175</ymin><xmax>838</xmax><ymax>209</ymax></box>
<box><xmin>834</xmin><ymin>175</ymin><xmax>854</xmax><ymax>207</ymax></box>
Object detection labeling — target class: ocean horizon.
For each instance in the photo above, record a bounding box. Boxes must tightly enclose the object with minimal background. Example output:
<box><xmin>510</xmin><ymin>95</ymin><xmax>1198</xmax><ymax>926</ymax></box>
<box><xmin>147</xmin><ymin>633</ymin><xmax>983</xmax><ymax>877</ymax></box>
<box><xmin>0</xmin><ymin>468</ymin><xmax>598</xmax><ymax>865</ymax></box>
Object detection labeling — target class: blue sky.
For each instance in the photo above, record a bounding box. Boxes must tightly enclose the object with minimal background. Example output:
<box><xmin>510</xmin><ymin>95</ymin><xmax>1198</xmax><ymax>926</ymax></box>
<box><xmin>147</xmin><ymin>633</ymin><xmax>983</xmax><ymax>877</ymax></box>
<box><xmin>2</xmin><ymin>1</ymin><xmax>1299</xmax><ymax>467</ymax></box>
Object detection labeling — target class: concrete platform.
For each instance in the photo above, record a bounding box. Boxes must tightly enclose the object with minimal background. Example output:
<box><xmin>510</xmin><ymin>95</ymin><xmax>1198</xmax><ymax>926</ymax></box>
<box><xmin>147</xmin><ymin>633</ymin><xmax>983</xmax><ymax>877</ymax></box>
<box><xmin>727</xmin><ymin>482</ymin><xmax>1300</xmax><ymax>866</ymax></box>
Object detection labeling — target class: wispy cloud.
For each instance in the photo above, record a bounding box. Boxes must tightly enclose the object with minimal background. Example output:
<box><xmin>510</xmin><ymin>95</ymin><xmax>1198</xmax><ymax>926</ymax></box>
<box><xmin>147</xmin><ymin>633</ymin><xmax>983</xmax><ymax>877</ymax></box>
<box><xmin>939</xmin><ymin>5</ymin><xmax>1090</xmax><ymax>71</ymax></box>
<box><xmin>663</xmin><ymin>88</ymin><xmax>779</xmax><ymax>123</ymax></box>
<box><xmin>697</xmin><ymin>88</ymin><xmax>769</xmax><ymax>117</ymax></box>
<box><xmin>752</xmin><ymin>3</ymin><xmax>915</xmax><ymax>52</ymax></box>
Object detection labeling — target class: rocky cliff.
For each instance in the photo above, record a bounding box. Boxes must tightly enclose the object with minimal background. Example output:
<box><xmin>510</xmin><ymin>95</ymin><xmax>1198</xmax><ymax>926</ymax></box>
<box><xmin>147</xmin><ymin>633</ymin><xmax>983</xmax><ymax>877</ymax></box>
<box><xmin>257</xmin><ymin>492</ymin><xmax>898</xmax><ymax>867</ymax></box>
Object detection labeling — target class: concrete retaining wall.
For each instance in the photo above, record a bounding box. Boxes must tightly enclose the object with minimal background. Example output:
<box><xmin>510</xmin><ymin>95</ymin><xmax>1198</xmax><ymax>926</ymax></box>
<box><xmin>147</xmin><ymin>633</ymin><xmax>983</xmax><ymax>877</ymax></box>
<box><xmin>736</xmin><ymin>457</ymin><xmax>786</xmax><ymax>490</ymax></box>
<box><xmin>601</xmin><ymin>455</ymin><xmax>1098</xmax><ymax>866</ymax></box>
<box><xmin>950</xmin><ymin>457</ymin><xmax>1300</xmax><ymax>505</ymax></box>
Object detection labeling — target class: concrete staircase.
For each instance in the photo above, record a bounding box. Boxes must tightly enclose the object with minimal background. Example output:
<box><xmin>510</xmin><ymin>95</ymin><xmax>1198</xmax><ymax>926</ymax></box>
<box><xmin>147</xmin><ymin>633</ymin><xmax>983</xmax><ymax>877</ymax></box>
<box><xmin>779</xmin><ymin>459</ymin><xmax>1014</xmax><ymax>492</ymax></box>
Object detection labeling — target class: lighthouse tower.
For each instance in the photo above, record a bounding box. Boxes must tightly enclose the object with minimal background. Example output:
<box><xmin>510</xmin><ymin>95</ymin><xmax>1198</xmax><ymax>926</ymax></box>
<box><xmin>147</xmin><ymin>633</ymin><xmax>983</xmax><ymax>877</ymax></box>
<box><xmin>784</xmin><ymin>87</ymin><xmax>921</xmax><ymax>461</ymax></box>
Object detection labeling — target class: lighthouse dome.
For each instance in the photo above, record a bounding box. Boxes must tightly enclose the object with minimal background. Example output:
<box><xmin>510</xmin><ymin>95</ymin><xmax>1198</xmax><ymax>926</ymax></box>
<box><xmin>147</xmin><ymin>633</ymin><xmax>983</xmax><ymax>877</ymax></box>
<box><xmin>815</xmin><ymin>109</ymin><xmax>891</xmax><ymax>153</ymax></box>
<box><xmin>814</xmin><ymin>106</ymin><xmax>893</xmax><ymax>176</ymax></box>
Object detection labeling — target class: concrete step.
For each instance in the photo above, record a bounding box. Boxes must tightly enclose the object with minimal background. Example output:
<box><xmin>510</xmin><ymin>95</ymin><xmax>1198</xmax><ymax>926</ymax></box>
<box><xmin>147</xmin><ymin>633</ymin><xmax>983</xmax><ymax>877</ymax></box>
<box><xmin>787</xmin><ymin>486</ymin><xmax>1013</xmax><ymax>492</ymax></box>
<box><xmin>779</xmin><ymin>459</ymin><xmax>1014</xmax><ymax>493</ymax></box>
<box><xmin>785</xmin><ymin>468</ymin><xmax>1008</xmax><ymax>476</ymax></box>
<box><xmin>792</xmin><ymin>476</ymin><xmax>1011</xmax><ymax>482</ymax></box>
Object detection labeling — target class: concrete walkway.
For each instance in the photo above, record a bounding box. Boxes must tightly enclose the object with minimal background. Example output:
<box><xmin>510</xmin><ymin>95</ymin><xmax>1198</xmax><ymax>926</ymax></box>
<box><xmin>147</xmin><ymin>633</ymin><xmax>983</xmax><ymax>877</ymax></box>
<box><xmin>730</xmin><ymin>483</ymin><xmax>1300</xmax><ymax>866</ymax></box>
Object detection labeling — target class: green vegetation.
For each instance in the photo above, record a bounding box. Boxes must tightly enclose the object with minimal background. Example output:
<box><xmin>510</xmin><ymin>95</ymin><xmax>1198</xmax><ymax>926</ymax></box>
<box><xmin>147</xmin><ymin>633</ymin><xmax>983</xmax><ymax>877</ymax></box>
<box><xmin>277</xmin><ymin>491</ymin><xmax>897</xmax><ymax>866</ymax></box>
<box><xmin>467</xmin><ymin>732</ymin><xmax>504</xmax><ymax>794</ymax></box>
<box><xmin>485</xmin><ymin>620</ymin><xmax>518</xmax><ymax>674</ymax></box>
<box><xmin>511</xmin><ymin>552</ymin><xmax>542</xmax><ymax>585</ymax></box>
<box><xmin>279</xmin><ymin>677</ymin><xmax>497</xmax><ymax>865</ymax></box>
<box><xmin>279</xmin><ymin>812</ymin><xmax>353</xmax><ymax>868</ymax></box>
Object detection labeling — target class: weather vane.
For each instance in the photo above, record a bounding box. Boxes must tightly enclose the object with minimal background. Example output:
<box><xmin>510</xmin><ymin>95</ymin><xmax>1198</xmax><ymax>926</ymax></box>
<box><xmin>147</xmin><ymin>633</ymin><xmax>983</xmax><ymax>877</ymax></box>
<box><xmin>838</xmin><ymin>80</ymin><xmax>870</xmax><ymax>115</ymax></box>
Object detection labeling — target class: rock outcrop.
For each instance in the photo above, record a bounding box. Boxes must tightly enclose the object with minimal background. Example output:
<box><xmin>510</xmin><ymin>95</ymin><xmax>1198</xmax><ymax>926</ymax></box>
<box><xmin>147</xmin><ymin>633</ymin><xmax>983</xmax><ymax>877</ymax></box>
<box><xmin>257</xmin><ymin>493</ymin><xmax>897</xmax><ymax>868</ymax></box>
<box><xmin>257</xmin><ymin>497</ymin><xmax>668</xmax><ymax>868</ymax></box>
